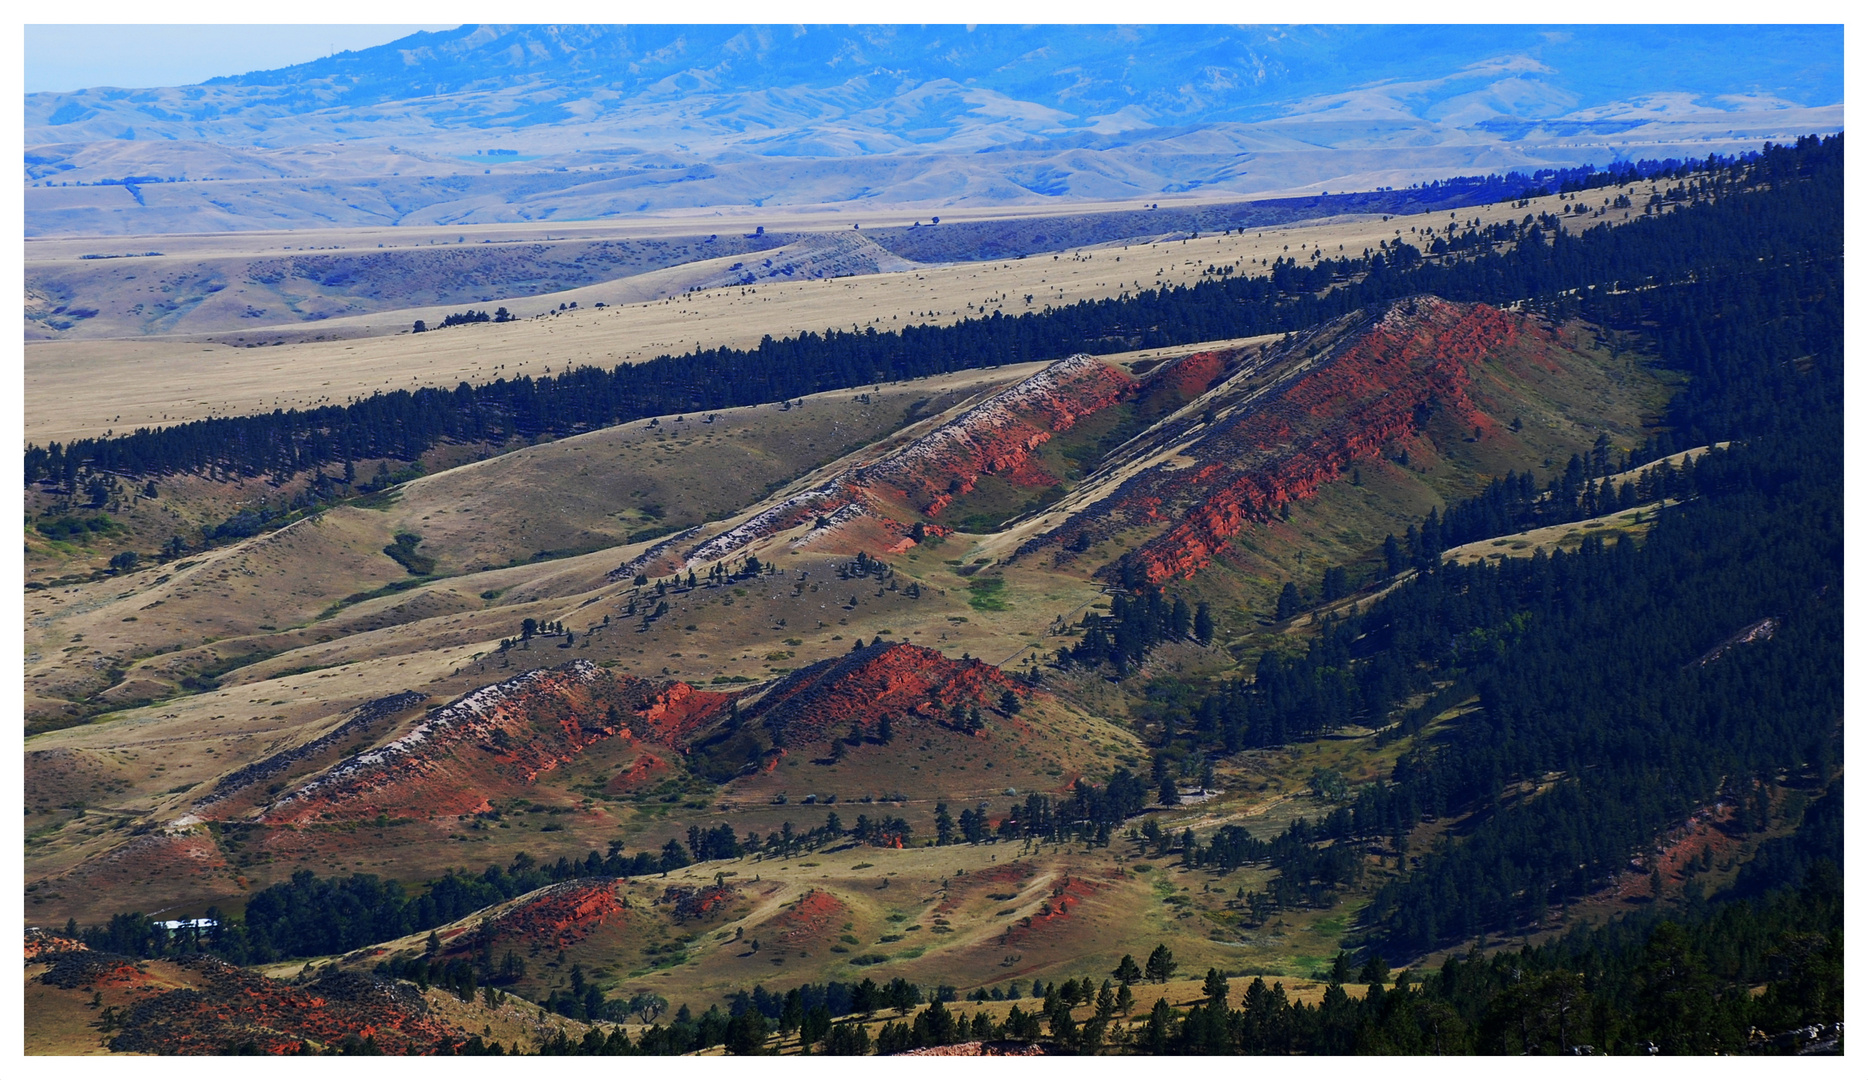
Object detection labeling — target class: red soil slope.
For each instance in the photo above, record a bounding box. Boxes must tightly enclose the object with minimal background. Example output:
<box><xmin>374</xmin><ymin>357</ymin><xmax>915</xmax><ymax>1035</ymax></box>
<box><xmin>479</xmin><ymin>879</ymin><xmax>627</xmax><ymax>951</ymax></box>
<box><xmin>24</xmin><ymin>928</ymin><xmax>88</xmax><ymax>961</ymax></box>
<box><xmin>994</xmin><ymin>870</ymin><xmax>1112</xmax><ymax>949</ymax></box>
<box><xmin>761</xmin><ymin>889</ymin><xmax>849</xmax><ymax>953</ymax></box>
<box><xmin>935</xmin><ymin>861</ymin><xmax>1037</xmax><ymax>920</ymax></box>
<box><xmin>603</xmin><ymin>749</ymin><xmax>671</xmax><ymax>794</ymax></box>
<box><xmin>1027</xmin><ymin>296</ymin><xmax>1527</xmax><ymax>582</ymax></box>
<box><xmin>97</xmin><ymin>956</ymin><xmax>466</xmax><ymax>1055</ymax></box>
<box><xmin>647</xmin><ymin>355</ymin><xmax>1134</xmax><ymax>572</ymax></box>
<box><xmin>743</xmin><ymin>642</ymin><xmax>1027</xmax><ymax>748</ymax></box>
<box><xmin>256</xmin><ymin>661</ymin><xmax>732</xmax><ymax>825</ymax></box>
<box><xmin>36</xmin><ymin>826</ymin><xmax>240</xmax><ymax>906</ymax></box>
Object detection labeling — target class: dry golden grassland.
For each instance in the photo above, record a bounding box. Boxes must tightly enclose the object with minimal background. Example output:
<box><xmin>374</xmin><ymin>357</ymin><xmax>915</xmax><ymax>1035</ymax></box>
<box><xmin>26</xmin><ymin>185</ymin><xmax>1661</xmax><ymax>443</ymax></box>
<box><xmin>23</xmin><ymin>366</ymin><xmax>1038</xmax><ymax>719</ymax></box>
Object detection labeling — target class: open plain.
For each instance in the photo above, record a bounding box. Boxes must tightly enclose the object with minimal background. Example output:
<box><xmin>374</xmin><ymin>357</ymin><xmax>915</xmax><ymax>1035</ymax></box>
<box><xmin>28</xmin><ymin>185</ymin><xmax>1654</xmax><ymax>444</ymax></box>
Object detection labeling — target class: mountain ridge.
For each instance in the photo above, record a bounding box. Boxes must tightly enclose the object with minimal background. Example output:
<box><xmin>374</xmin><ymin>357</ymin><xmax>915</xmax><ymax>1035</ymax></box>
<box><xmin>25</xmin><ymin>25</ymin><xmax>1842</xmax><ymax>235</ymax></box>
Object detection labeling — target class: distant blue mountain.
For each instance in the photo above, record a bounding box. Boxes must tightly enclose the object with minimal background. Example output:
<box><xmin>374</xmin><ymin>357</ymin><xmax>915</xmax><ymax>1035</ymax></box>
<box><xmin>31</xmin><ymin>24</ymin><xmax>1843</xmax><ymax>142</ymax></box>
<box><xmin>195</xmin><ymin>24</ymin><xmax>1838</xmax><ymax>124</ymax></box>
<box><xmin>22</xmin><ymin>25</ymin><xmax>1843</xmax><ymax>235</ymax></box>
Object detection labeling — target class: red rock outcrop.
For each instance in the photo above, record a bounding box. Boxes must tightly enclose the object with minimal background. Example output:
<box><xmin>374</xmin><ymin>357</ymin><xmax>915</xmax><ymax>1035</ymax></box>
<box><xmin>101</xmin><ymin>957</ymin><xmax>466</xmax><ymax>1055</ymax></box>
<box><xmin>1142</xmin><ymin>347</ymin><xmax>1231</xmax><ymax>400</ymax></box>
<box><xmin>743</xmin><ymin>642</ymin><xmax>1027</xmax><ymax>748</ymax></box>
<box><xmin>24</xmin><ymin>928</ymin><xmax>88</xmax><ymax>961</ymax></box>
<box><xmin>481</xmin><ymin>879</ymin><xmax>625</xmax><ymax>950</ymax></box>
<box><xmin>1026</xmin><ymin>297</ymin><xmax>1528</xmax><ymax>582</ymax></box>
<box><xmin>900</xmin><ymin>1041</ymin><xmax>1047</xmax><ymax>1056</ymax></box>
<box><xmin>661</xmin><ymin>355</ymin><xmax>1134</xmax><ymax>570</ymax></box>
<box><xmin>260</xmin><ymin>661</ymin><xmax>733</xmax><ymax>825</ymax></box>
<box><xmin>198</xmin><ymin>691</ymin><xmax>426</xmax><ymax>811</ymax></box>
<box><xmin>35</xmin><ymin>949</ymin><xmax>152</xmax><ymax>990</ymax></box>
<box><xmin>866</xmin><ymin>354</ymin><xmax>1134</xmax><ymax>518</ymax></box>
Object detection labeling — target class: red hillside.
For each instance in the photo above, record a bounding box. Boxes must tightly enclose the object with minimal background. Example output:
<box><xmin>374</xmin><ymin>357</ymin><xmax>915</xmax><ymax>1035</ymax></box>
<box><xmin>743</xmin><ymin>642</ymin><xmax>1027</xmax><ymax>748</ymax></box>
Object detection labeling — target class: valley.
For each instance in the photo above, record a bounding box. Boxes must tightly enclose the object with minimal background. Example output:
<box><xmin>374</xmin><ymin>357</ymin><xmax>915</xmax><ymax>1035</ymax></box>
<box><xmin>23</xmin><ymin>287</ymin><xmax>1669</xmax><ymax>993</ymax></box>
<box><xmin>19</xmin><ymin>39</ymin><xmax>1844</xmax><ymax>1053</ymax></box>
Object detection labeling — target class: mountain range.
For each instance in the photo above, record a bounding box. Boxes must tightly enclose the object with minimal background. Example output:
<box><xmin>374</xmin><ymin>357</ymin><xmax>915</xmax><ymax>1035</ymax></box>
<box><xmin>25</xmin><ymin>24</ymin><xmax>1843</xmax><ymax>234</ymax></box>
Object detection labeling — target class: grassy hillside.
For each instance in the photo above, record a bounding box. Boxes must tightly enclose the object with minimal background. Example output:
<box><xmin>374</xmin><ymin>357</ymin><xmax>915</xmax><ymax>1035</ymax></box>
<box><xmin>23</xmin><ymin>139</ymin><xmax>1844</xmax><ymax>1055</ymax></box>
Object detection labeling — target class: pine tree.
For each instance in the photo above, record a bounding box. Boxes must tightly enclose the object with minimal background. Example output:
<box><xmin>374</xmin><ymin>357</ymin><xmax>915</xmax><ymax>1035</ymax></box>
<box><xmin>1143</xmin><ymin>996</ymin><xmax>1174</xmax><ymax>1052</ymax></box>
<box><xmin>1145</xmin><ymin>943</ymin><xmax>1177</xmax><ymax>984</ymax></box>
<box><xmin>1203</xmin><ymin>967</ymin><xmax>1230</xmax><ymax>1003</ymax></box>
<box><xmin>1357</xmin><ymin>954</ymin><xmax>1390</xmax><ymax>988</ymax></box>
<box><xmin>1112</xmin><ymin>954</ymin><xmax>1142</xmax><ymax>985</ymax></box>
<box><xmin>724</xmin><ymin>1007</ymin><xmax>769</xmax><ymax>1055</ymax></box>
<box><xmin>1321</xmin><ymin>565</ymin><xmax>1349</xmax><ymax>602</ymax></box>
<box><xmin>1329</xmin><ymin>951</ymin><xmax>1354</xmax><ymax>984</ymax></box>
<box><xmin>1193</xmin><ymin>601</ymin><xmax>1215</xmax><ymax>644</ymax></box>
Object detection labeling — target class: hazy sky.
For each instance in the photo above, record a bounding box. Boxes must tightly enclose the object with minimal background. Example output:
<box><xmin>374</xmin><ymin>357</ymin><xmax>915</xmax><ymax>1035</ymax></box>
<box><xmin>25</xmin><ymin>25</ymin><xmax>456</xmax><ymax>92</ymax></box>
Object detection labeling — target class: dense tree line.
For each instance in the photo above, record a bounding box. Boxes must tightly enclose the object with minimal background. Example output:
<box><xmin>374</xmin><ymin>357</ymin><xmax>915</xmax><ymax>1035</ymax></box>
<box><xmin>1058</xmin><ymin>586</ymin><xmax>1213</xmax><ymax>674</ymax></box>
<box><xmin>534</xmin><ymin>957</ymin><xmax>1162</xmax><ymax>1055</ymax></box>
<box><xmin>1074</xmin><ymin>128</ymin><xmax>1838</xmax><ymax>688</ymax></box>
<box><xmin>24</xmin><ymin>138</ymin><xmax>1837</xmax><ymax>494</ymax></box>
<box><xmin>1036</xmin><ymin>136</ymin><xmax>1838</xmax><ymax>685</ymax></box>
<box><xmin>1137</xmin><ymin>406</ymin><xmax>1838</xmax><ymax>954</ymax></box>
<box><xmin>1356</xmin><ymin>249</ymin><xmax>1841</xmax><ymax>956</ymax></box>
<box><xmin>70</xmin><ymin>845</ymin><xmax>688</xmax><ymax>965</ymax></box>
<box><xmin>1134</xmin><ymin>858</ymin><xmax>1839</xmax><ymax>1055</ymax></box>
<box><xmin>413</xmin><ymin>307</ymin><xmax>512</xmax><ymax>332</ymax></box>
<box><xmin>977</xmin><ymin>771</ymin><xmax>1154</xmax><ymax>845</ymax></box>
<box><xmin>1427</xmin><ymin>448</ymin><xmax>1694</xmax><ymax>555</ymax></box>
<box><xmin>1115</xmin><ymin>187</ymin><xmax>1842</xmax><ymax>958</ymax></box>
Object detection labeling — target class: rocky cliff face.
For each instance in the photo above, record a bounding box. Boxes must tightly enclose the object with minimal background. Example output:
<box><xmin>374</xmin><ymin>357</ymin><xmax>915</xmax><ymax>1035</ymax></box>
<box><xmin>865</xmin><ymin>354</ymin><xmax>1134</xmax><ymax>518</ymax></box>
<box><xmin>257</xmin><ymin>662</ymin><xmax>732</xmax><ymax>825</ymax></box>
<box><xmin>1024</xmin><ymin>296</ymin><xmax>1527</xmax><ymax>581</ymax></box>
<box><xmin>651</xmin><ymin>354</ymin><xmax>1134</xmax><ymax>572</ymax></box>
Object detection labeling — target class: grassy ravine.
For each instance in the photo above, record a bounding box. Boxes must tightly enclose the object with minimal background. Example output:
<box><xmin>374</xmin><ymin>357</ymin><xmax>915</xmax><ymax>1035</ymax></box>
<box><xmin>381</xmin><ymin>532</ymin><xmax>435</xmax><ymax>576</ymax></box>
<box><xmin>966</xmin><ymin>577</ymin><xmax>1010</xmax><ymax>611</ymax></box>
